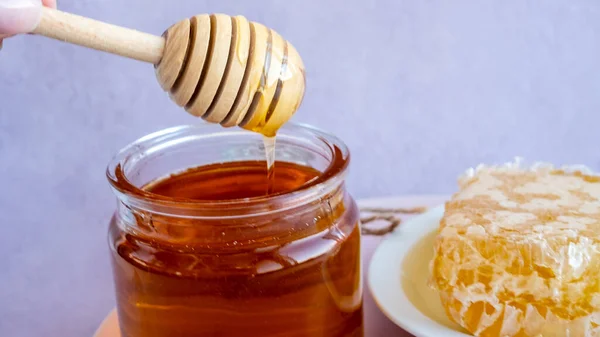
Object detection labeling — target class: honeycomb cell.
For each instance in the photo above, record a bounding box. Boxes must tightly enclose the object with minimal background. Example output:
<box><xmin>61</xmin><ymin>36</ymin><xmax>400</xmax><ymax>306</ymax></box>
<box><xmin>430</xmin><ymin>163</ymin><xmax>600</xmax><ymax>337</ymax></box>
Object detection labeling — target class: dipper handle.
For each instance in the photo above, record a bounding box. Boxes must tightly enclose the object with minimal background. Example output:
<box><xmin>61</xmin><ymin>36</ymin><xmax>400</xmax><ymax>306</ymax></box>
<box><xmin>32</xmin><ymin>7</ymin><xmax>165</xmax><ymax>64</ymax></box>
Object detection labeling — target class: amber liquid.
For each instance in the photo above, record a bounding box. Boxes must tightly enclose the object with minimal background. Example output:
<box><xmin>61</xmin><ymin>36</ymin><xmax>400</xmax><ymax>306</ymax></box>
<box><xmin>263</xmin><ymin>135</ymin><xmax>277</xmax><ymax>195</ymax></box>
<box><xmin>109</xmin><ymin>161</ymin><xmax>364</xmax><ymax>337</ymax></box>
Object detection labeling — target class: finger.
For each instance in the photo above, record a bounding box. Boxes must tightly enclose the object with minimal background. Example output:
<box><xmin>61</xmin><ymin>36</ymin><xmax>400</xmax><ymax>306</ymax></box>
<box><xmin>0</xmin><ymin>34</ymin><xmax>8</xmax><ymax>50</ymax></box>
<box><xmin>0</xmin><ymin>0</ymin><xmax>43</xmax><ymax>36</ymax></box>
<box><xmin>0</xmin><ymin>33</ymin><xmax>11</xmax><ymax>50</ymax></box>
<box><xmin>41</xmin><ymin>0</ymin><xmax>56</xmax><ymax>8</ymax></box>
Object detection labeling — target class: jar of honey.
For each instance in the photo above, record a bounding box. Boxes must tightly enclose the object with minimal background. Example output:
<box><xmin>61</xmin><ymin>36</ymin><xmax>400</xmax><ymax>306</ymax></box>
<box><xmin>106</xmin><ymin>124</ymin><xmax>364</xmax><ymax>337</ymax></box>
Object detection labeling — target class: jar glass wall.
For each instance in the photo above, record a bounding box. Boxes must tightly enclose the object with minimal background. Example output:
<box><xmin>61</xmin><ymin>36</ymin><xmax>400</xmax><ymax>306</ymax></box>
<box><xmin>106</xmin><ymin>123</ymin><xmax>363</xmax><ymax>337</ymax></box>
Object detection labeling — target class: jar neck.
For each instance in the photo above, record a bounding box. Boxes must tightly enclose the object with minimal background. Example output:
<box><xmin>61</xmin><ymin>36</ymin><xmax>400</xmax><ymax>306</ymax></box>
<box><xmin>107</xmin><ymin>123</ymin><xmax>352</xmax><ymax>246</ymax></box>
<box><xmin>114</xmin><ymin>181</ymin><xmax>353</xmax><ymax>250</ymax></box>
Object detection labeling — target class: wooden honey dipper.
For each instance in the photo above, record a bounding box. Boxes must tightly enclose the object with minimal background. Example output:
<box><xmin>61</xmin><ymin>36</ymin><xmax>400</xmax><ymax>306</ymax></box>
<box><xmin>31</xmin><ymin>8</ymin><xmax>306</xmax><ymax>136</ymax></box>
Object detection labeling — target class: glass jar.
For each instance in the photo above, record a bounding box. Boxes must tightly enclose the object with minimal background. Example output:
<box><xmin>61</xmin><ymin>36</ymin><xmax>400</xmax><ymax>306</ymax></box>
<box><xmin>106</xmin><ymin>123</ymin><xmax>364</xmax><ymax>337</ymax></box>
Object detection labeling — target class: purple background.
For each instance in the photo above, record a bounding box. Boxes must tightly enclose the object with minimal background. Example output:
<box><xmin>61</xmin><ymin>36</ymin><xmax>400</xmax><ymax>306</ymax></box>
<box><xmin>1</xmin><ymin>0</ymin><xmax>600</xmax><ymax>336</ymax></box>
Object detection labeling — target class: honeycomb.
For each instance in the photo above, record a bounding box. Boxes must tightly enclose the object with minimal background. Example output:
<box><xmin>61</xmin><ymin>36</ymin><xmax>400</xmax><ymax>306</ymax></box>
<box><xmin>430</xmin><ymin>162</ymin><xmax>600</xmax><ymax>337</ymax></box>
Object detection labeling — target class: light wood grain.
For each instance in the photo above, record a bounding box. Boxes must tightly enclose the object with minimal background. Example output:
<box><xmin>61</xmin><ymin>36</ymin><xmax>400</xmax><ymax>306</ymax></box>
<box><xmin>203</xmin><ymin>15</ymin><xmax>251</xmax><ymax>123</ymax></box>
<box><xmin>155</xmin><ymin>20</ymin><xmax>190</xmax><ymax>92</ymax></box>
<box><xmin>240</xmin><ymin>25</ymin><xmax>284</xmax><ymax>135</ymax></box>
<box><xmin>186</xmin><ymin>14</ymin><xmax>232</xmax><ymax>118</ymax></box>
<box><xmin>169</xmin><ymin>15</ymin><xmax>211</xmax><ymax>107</ymax></box>
<box><xmin>155</xmin><ymin>14</ymin><xmax>305</xmax><ymax>134</ymax></box>
<box><xmin>236</xmin><ymin>23</ymin><xmax>271</xmax><ymax>128</ymax></box>
<box><xmin>33</xmin><ymin>7</ymin><xmax>164</xmax><ymax>64</ymax></box>
<box><xmin>31</xmin><ymin>8</ymin><xmax>306</xmax><ymax>135</ymax></box>
<box><xmin>221</xmin><ymin>20</ymin><xmax>267</xmax><ymax>128</ymax></box>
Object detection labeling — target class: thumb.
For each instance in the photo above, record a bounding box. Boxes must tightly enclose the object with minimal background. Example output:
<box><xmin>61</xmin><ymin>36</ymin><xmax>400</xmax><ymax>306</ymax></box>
<box><xmin>0</xmin><ymin>0</ymin><xmax>43</xmax><ymax>36</ymax></box>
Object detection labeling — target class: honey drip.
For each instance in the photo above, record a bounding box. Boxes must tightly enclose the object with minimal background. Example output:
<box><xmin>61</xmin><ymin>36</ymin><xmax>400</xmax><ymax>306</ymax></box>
<box><xmin>263</xmin><ymin>135</ymin><xmax>276</xmax><ymax>194</ymax></box>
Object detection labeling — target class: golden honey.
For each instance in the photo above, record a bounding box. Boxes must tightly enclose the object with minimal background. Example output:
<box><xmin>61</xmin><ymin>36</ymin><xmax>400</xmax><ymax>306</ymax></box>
<box><xmin>431</xmin><ymin>163</ymin><xmax>600</xmax><ymax>337</ymax></box>
<box><xmin>106</xmin><ymin>124</ymin><xmax>364</xmax><ymax>337</ymax></box>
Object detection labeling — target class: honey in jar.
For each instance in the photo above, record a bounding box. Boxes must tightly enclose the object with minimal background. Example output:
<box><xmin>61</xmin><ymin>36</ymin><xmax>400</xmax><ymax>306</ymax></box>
<box><xmin>106</xmin><ymin>124</ymin><xmax>364</xmax><ymax>337</ymax></box>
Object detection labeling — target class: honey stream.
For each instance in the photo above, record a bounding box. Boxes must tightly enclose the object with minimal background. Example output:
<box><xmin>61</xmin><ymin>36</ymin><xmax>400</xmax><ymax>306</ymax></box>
<box><xmin>263</xmin><ymin>135</ymin><xmax>277</xmax><ymax>194</ymax></box>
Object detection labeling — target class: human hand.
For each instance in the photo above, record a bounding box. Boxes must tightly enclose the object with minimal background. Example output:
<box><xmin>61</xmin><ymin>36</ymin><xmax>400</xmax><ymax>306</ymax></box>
<box><xmin>0</xmin><ymin>0</ymin><xmax>56</xmax><ymax>49</ymax></box>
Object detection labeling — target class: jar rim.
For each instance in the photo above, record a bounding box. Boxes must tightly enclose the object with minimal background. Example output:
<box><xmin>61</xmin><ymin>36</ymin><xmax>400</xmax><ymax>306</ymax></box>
<box><xmin>106</xmin><ymin>122</ymin><xmax>350</xmax><ymax>217</ymax></box>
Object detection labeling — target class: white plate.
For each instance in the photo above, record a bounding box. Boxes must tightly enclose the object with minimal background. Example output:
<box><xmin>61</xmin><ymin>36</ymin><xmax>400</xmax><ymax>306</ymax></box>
<box><xmin>368</xmin><ymin>204</ymin><xmax>471</xmax><ymax>337</ymax></box>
